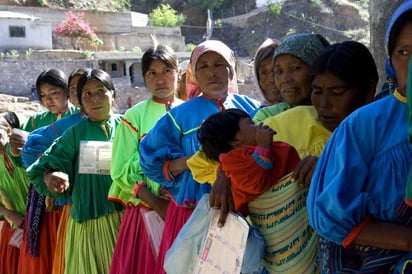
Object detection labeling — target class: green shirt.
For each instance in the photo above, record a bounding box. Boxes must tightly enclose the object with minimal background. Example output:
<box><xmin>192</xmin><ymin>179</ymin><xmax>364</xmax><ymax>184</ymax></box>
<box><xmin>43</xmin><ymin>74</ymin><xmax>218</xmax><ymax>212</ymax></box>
<box><xmin>0</xmin><ymin>145</ymin><xmax>30</xmax><ymax>221</ymax></box>
<box><xmin>253</xmin><ymin>102</ymin><xmax>294</xmax><ymax>123</ymax></box>
<box><xmin>22</xmin><ymin>104</ymin><xmax>79</xmax><ymax>132</ymax></box>
<box><xmin>28</xmin><ymin>115</ymin><xmax>124</xmax><ymax>223</ymax></box>
<box><xmin>109</xmin><ymin>98</ymin><xmax>183</xmax><ymax>206</ymax></box>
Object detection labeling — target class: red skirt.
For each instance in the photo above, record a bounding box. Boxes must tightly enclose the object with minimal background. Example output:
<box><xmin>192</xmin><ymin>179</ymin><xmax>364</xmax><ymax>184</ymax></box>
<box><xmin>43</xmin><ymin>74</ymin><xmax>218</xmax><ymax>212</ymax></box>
<box><xmin>17</xmin><ymin>211</ymin><xmax>61</xmax><ymax>274</ymax></box>
<box><xmin>109</xmin><ymin>206</ymin><xmax>156</xmax><ymax>274</ymax></box>
<box><xmin>154</xmin><ymin>201</ymin><xmax>194</xmax><ymax>274</ymax></box>
<box><xmin>0</xmin><ymin>222</ymin><xmax>20</xmax><ymax>274</ymax></box>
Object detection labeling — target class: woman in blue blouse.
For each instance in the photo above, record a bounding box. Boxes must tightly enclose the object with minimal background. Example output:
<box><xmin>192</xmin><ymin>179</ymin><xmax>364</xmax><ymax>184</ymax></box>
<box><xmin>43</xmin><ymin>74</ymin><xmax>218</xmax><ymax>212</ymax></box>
<box><xmin>139</xmin><ymin>39</ymin><xmax>259</xmax><ymax>273</ymax></box>
<box><xmin>307</xmin><ymin>2</ymin><xmax>412</xmax><ymax>273</ymax></box>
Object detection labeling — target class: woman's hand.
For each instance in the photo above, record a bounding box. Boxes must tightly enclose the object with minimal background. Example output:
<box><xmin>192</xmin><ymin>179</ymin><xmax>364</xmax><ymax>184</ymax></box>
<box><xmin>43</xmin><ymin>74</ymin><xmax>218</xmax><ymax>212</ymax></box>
<box><xmin>9</xmin><ymin>132</ymin><xmax>26</xmax><ymax>156</ymax></box>
<box><xmin>169</xmin><ymin>155</ymin><xmax>192</xmax><ymax>178</ymax></box>
<box><xmin>44</xmin><ymin>171</ymin><xmax>69</xmax><ymax>193</ymax></box>
<box><xmin>255</xmin><ymin>123</ymin><xmax>276</xmax><ymax>149</ymax></box>
<box><xmin>137</xmin><ymin>185</ymin><xmax>169</xmax><ymax>220</ymax></box>
<box><xmin>152</xmin><ymin>198</ymin><xmax>169</xmax><ymax>221</ymax></box>
<box><xmin>6</xmin><ymin>210</ymin><xmax>25</xmax><ymax>228</ymax></box>
<box><xmin>209</xmin><ymin>168</ymin><xmax>234</xmax><ymax>227</ymax></box>
<box><xmin>292</xmin><ymin>155</ymin><xmax>318</xmax><ymax>186</ymax></box>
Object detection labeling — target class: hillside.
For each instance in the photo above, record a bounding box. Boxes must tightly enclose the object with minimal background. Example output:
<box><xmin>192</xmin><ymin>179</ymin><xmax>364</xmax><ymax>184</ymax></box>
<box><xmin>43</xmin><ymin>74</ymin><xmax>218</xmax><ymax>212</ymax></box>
<box><xmin>0</xmin><ymin>0</ymin><xmax>369</xmax><ymax>57</ymax></box>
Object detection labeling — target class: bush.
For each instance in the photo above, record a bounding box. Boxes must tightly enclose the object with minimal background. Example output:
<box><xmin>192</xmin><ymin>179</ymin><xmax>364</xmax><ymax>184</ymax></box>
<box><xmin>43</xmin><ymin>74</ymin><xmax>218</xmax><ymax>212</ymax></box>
<box><xmin>268</xmin><ymin>2</ymin><xmax>283</xmax><ymax>16</ymax></box>
<box><xmin>54</xmin><ymin>11</ymin><xmax>103</xmax><ymax>50</ymax></box>
<box><xmin>149</xmin><ymin>4</ymin><xmax>186</xmax><ymax>27</ymax></box>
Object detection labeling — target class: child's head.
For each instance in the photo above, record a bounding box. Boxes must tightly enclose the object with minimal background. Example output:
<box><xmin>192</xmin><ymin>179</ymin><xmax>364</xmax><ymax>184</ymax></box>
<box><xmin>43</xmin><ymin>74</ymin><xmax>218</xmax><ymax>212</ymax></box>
<box><xmin>198</xmin><ymin>109</ymin><xmax>252</xmax><ymax>161</ymax></box>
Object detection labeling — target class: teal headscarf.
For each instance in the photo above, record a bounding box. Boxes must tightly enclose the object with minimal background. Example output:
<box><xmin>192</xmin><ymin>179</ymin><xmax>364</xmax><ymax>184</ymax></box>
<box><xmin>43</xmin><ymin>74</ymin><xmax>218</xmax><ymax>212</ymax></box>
<box><xmin>273</xmin><ymin>33</ymin><xmax>330</xmax><ymax>66</ymax></box>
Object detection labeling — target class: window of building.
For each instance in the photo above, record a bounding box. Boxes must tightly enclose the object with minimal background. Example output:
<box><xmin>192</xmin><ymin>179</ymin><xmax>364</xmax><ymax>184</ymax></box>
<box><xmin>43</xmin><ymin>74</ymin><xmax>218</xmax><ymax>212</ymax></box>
<box><xmin>9</xmin><ymin>26</ymin><xmax>26</xmax><ymax>38</ymax></box>
<box><xmin>111</xmin><ymin>63</ymin><xmax>117</xmax><ymax>71</ymax></box>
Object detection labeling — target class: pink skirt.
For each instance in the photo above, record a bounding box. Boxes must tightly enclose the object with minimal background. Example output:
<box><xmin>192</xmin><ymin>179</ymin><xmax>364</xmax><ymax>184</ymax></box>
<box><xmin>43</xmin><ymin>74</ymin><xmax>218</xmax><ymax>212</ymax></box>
<box><xmin>109</xmin><ymin>206</ymin><xmax>156</xmax><ymax>274</ymax></box>
<box><xmin>154</xmin><ymin>201</ymin><xmax>194</xmax><ymax>274</ymax></box>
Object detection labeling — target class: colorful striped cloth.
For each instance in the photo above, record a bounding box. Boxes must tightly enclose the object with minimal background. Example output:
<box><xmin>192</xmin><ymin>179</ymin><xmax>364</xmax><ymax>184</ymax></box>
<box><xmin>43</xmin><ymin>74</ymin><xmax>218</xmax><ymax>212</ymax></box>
<box><xmin>248</xmin><ymin>173</ymin><xmax>318</xmax><ymax>273</ymax></box>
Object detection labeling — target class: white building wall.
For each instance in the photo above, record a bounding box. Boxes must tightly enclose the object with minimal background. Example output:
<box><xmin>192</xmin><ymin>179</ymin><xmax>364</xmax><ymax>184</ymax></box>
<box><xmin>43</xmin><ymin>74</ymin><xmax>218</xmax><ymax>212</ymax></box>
<box><xmin>0</xmin><ymin>18</ymin><xmax>52</xmax><ymax>50</ymax></box>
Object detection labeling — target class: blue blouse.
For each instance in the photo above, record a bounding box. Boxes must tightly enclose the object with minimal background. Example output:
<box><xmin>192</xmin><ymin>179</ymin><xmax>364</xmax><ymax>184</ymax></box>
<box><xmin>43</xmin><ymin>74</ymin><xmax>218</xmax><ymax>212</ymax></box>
<box><xmin>308</xmin><ymin>92</ymin><xmax>412</xmax><ymax>243</ymax></box>
<box><xmin>139</xmin><ymin>94</ymin><xmax>259</xmax><ymax>206</ymax></box>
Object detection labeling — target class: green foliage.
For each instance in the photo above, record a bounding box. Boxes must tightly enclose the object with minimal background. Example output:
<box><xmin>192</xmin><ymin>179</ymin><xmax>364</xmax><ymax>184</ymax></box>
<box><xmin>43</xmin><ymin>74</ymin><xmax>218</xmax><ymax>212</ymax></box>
<box><xmin>81</xmin><ymin>50</ymin><xmax>94</xmax><ymax>59</ymax></box>
<box><xmin>149</xmin><ymin>4</ymin><xmax>186</xmax><ymax>27</ymax></box>
<box><xmin>25</xmin><ymin>48</ymin><xmax>33</xmax><ymax>58</ymax></box>
<box><xmin>114</xmin><ymin>0</ymin><xmax>131</xmax><ymax>10</ymax></box>
<box><xmin>9</xmin><ymin>50</ymin><xmax>19</xmax><ymax>59</ymax></box>
<box><xmin>268</xmin><ymin>2</ymin><xmax>283</xmax><ymax>16</ymax></box>
<box><xmin>358</xmin><ymin>0</ymin><xmax>369</xmax><ymax>9</ymax></box>
<box><xmin>286</xmin><ymin>28</ymin><xmax>296</xmax><ymax>36</ymax></box>
<box><xmin>185</xmin><ymin>43</ymin><xmax>196</xmax><ymax>52</ymax></box>
<box><xmin>0</xmin><ymin>52</ymin><xmax>4</xmax><ymax>59</ymax></box>
<box><xmin>132</xmin><ymin>46</ymin><xmax>141</xmax><ymax>53</ymax></box>
<box><xmin>36</xmin><ymin>0</ymin><xmax>48</xmax><ymax>6</ymax></box>
<box><xmin>215</xmin><ymin>19</ymin><xmax>223</xmax><ymax>28</ymax></box>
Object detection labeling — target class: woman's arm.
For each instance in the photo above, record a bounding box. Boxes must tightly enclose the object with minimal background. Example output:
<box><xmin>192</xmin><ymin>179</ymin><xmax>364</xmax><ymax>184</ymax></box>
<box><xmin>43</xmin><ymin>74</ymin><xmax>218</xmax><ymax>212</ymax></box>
<box><xmin>354</xmin><ymin>219</ymin><xmax>412</xmax><ymax>251</ymax></box>
<box><xmin>0</xmin><ymin>205</ymin><xmax>24</xmax><ymax>228</ymax></box>
<box><xmin>137</xmin><ymin>186</ymin><xmax>169</xmax><ymax>220</ymax></box>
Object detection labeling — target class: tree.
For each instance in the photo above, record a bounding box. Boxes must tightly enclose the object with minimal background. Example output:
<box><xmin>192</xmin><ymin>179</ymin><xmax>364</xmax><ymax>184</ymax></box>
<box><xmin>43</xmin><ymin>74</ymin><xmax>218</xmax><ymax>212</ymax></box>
<box><xmin>54</xmin><ymin>11</ymin><xmax>103</xmax><ymax>50</ymax></box>
<box><xmin>149</xmin><ymin>4</ymin><xmax>186</xmax><ymax>27</ymax></box>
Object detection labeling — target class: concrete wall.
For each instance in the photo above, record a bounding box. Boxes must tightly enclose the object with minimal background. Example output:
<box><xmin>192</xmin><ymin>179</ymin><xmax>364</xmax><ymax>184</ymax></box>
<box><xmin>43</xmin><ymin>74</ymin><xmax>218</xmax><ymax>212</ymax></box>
<box><xmin>0</xmin><ymin>18</ymin><xmax>52</xmax><ymax>50</ymax></box>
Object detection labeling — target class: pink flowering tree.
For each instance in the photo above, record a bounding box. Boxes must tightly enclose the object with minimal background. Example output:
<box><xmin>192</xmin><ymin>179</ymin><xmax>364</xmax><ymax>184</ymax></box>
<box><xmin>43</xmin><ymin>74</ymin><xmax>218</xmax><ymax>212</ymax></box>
<box><xmin>54</xmin><ymin>11</ymin><xmax>103</xmax><ymax>50</ymax></box>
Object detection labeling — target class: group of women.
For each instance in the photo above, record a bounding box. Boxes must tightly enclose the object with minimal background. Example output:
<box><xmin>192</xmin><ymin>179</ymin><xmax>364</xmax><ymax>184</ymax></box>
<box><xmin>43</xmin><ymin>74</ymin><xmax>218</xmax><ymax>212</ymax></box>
<box><xmin>0</xmin><ymin>1</ymin><xmax>411</xmax><ymax>273</ymax></box>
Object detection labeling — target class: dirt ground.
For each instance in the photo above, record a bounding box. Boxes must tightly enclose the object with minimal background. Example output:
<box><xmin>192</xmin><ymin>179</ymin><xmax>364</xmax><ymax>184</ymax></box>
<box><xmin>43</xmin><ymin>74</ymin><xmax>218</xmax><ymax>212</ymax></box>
<box><xmin>0</xmin><ymin>93</ymin><xmax>44</xmax><ymax>125</ymax></box>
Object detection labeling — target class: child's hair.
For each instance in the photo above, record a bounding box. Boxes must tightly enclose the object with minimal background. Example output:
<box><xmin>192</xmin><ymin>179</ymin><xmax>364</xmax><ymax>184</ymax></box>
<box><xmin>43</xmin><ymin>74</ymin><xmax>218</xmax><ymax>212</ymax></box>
<box><xmin>1</xmin><ymin>111</ymin><xmax>20</xmax><ymax>129</ymax></box>
<box><xmin>76</xmin><ymin>69</ymin><xmax>115</xmax><ymax>105</ymax></box>
<box><xmin>35</xmin><ymin>68</ymin><xmax>69</xmax><ymax>99</ymax></box>
<box><xmin>198</xmin><ymin>109</ymin><xmax>250</xmax><ymax>162</ymax></box>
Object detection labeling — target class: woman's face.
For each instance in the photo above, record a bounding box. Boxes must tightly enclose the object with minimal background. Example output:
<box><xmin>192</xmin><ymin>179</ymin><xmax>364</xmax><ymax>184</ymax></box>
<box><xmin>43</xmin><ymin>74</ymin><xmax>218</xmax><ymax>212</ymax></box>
<box><xmin>195</xmin><ymin>52</ymin><xmax>231</xmax><ymax>98</ymax></box>
<box><xmin>391</xmin><ymin>21</ymin><xmax>412</xmax><ymax>96</ymax></box>
<box><xmin>69</xmin><ymin>75</ymin><xmax>81</xmax><ymax>107</ymax></box>
<box><xmin>311</xmin><ymin>72</ymin><xmax>370</xmax><ymax>132</ymax></box>
<box><xmin>273</xmin><ymin>54</ymin><xmax>311</xmax><ymax>105</ymax></box>
<box><xmin>38</xmin><ymin>83</ymin><xmax>68</xmax><ymax>114</ymax></box>
<box><xmin>145</xmin><ymin>60</ymin><xmax>178</xmax><ymax>101</ymax></box>
<box><xmin>257</xmin><ymin>56</ymin><xmax>280</xmax><ymax>104</ymax></box>
<box><xmin>80</xmin><ymin>79</ymin><xmax>113</xmax><ymax>122</ymax></box>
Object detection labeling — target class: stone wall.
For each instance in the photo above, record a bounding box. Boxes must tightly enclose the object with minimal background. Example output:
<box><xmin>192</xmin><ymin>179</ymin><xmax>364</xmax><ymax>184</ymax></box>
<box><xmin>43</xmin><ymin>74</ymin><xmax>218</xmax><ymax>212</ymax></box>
<box><xmin>0</xmin><ymin>58</ymin><xmax>154</xmax><ymax>113</ymax></box>
<box><xmin>0</xmin><ymin>55</ymin><xmax>262</xmax><ymax>113</ymax></box>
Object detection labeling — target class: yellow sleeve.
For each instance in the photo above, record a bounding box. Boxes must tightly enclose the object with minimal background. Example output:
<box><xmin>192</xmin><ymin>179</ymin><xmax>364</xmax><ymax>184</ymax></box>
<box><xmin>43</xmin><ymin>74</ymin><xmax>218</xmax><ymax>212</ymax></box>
<box><xmin>187</xmin><ymin>150</ymin><xmax>219</xmax><ymax>185</ymax></box>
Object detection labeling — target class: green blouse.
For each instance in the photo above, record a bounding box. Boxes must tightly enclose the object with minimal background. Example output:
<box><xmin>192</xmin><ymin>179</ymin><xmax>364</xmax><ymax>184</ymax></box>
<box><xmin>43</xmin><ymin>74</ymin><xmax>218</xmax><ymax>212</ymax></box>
<box><xmin>27</xmin><ymin>115</ymin><xmax>124</xmax><ymax>223</ymax></box>
<box><xmin>22</xmin><ymin>104</ymin><xmax>79</xmax><ymax>132</ymax></box>
<box><xmin>0</xmin><ymin>145</ymin><xmax>30</xmax><ymax>220</ymax></box>
<box><xmin>109</xmin><ymin>98</ymin><xmax>183</xmax><ymax>207</ymax></box>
